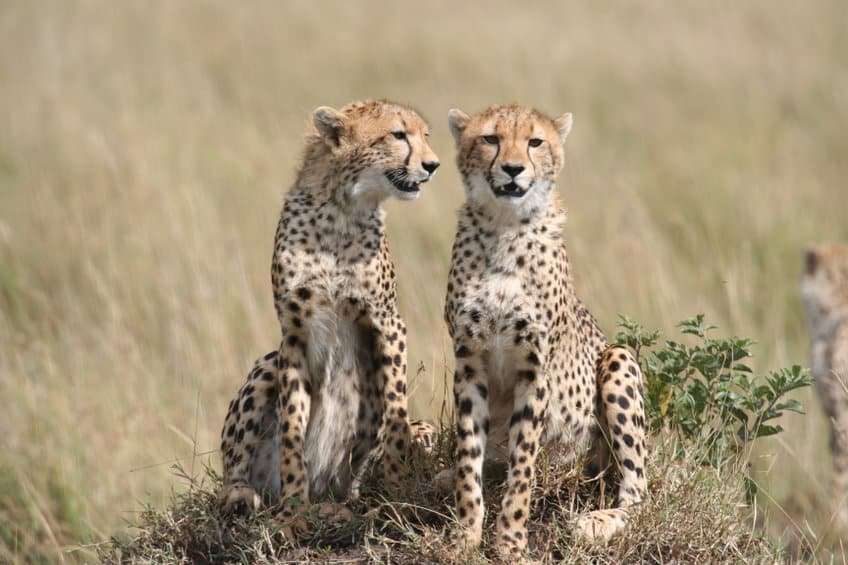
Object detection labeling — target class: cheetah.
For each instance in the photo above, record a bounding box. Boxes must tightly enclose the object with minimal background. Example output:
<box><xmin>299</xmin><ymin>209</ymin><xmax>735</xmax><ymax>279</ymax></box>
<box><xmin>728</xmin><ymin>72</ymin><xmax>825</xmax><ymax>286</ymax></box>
<box><xmin>442</xmin><ymin>104</ymin><xmax>648</xmax><ymax>557</ymax></box>
<box><xmin>219</xmin><ymin>100</ymin><xmax>440</xmax><ymax>521</ymax></box>
<box><xmin>802</xmin><ymin>243</ymin><xmax>848</xmax><ymax>527</ymax></box>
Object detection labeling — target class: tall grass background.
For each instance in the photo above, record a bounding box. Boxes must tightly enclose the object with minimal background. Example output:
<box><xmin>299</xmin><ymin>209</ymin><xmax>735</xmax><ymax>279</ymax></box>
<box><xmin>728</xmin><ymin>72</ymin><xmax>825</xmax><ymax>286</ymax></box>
<box><xmin>0</xmin><ymin>0</ymin><xmax>846</xmax><ymax>561</ymax></box>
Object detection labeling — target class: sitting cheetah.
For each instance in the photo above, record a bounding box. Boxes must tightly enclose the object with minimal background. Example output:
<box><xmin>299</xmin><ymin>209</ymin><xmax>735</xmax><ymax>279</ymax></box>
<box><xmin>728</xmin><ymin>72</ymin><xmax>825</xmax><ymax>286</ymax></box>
<box><xmin>219</xmin><ymin>100</ymin><xmax>440</xmax><ymax>520</ymax></box>
<box><xmin>801</xmin><ymin>243</ymin><xmax>848</xmax><ymax>527</ymax></box>
<box><xmin>443</xmin><ymin>104</ymin><xmax>648</xmax><ymax>557</ymax></box>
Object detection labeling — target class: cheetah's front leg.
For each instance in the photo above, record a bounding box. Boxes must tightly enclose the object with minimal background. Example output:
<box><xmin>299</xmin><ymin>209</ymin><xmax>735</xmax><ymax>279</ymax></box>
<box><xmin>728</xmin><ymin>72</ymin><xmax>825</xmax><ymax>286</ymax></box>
<box><xmin>494</xmin><ymin>332</ymin><xmax>549</xmax><ymax>558</ymax></box>
<box><xmin>276</xmin><ymin>334</ymin><xmax>312</xmax><ymax>516</ymax></box>
<box><xmin>374</xmin><ymin>312</ymin><xmax>413</xmax><ymax>491</ymax></box>
<box><xmin>451</xmin><ymin>338</ymin><xmax>489</xmax><ymax>549</ymax></box>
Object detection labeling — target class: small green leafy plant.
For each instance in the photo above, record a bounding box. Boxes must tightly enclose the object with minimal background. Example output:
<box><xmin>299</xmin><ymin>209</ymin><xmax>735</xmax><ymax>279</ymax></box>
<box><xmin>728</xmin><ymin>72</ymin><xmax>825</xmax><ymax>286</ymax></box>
<box><xmin>615</xmin><ymin>314</ymin><xmax>812</xmax><ymax>469</ymax></box>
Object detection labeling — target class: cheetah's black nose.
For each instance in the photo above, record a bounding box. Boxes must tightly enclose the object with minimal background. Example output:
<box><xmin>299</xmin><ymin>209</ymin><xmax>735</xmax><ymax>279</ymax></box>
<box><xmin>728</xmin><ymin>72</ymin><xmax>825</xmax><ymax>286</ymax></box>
<box><xmin>501</xmin><ymin>163</ymin><xmax>525</xmax><ymax>178</ymax></box>
<box><xmin>422</xmin><ymin>161</ymin><xmax>440</xmax><ymax>174</ymax></box>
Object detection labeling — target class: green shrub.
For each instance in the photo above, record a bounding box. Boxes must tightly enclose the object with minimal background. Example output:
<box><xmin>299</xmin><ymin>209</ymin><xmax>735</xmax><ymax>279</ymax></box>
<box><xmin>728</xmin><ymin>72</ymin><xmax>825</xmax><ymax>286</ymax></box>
<box><xmin>615</xmin><ymin>314</ymin><xmax>812</xmax><ymax>472</ymax></box>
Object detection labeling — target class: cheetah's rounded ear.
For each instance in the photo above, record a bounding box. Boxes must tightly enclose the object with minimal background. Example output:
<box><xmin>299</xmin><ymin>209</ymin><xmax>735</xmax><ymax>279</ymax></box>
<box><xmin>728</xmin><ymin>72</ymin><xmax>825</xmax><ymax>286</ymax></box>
<box><xmin>312</xmin><ymin>106</ymin><xmax>348</xmax><ymax>147</ymax></box>
<box><xmin>554</xmin><ymin>113</ymin><xmax>573</xmax><ymax>144</ymax></box>
<box><xmin>448</xmin><ymin>109</ymin><xmax>471</xmax><ymax>145</ymax></box>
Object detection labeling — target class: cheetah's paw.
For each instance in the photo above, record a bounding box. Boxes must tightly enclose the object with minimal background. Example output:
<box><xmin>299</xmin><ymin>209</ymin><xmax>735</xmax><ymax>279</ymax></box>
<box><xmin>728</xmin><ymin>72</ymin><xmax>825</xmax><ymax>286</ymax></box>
<box><xmin>410</xmin><ymin>419</ymin><xmax>437</xmax><ymax>455</ymax></box>
<box><xmin>440</xmin><ymin>527</ymin><xmax>483</xmax><ymax>561</ymax></box>
<box><xmin>218</xmin><ymin>483</ymin><xmax>261</xmax><ymax>514</ymax></box>
<box><xmin>312</xmin><ymin>501</ymin><xmax>354</xmax><ymax>525</ymax></box>
<box><xmin>271</xmin><ymin>502</ymin><xmax>310</xmax><ymax>541</ymax></box>
<box><xmin>575</xmin><ymin>508</ymin><xmax>628</xmax><ymax>542</ymax></box>
<box><xmin>272</xmin><ymin>501</ymin><xmax>354</xmax><ymax>541</ymax></box>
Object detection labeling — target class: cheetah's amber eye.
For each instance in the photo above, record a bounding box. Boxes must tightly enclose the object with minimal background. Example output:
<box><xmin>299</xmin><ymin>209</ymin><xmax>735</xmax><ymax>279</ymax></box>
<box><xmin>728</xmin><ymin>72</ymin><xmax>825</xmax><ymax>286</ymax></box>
<box><xmin>392</xmin><ymin>131</ymin><xmax>407</xmax><ymax>140</ymax></box>
<box><xmin>482</xmin><ymin>135</ymin><xmax>499</xmax><ymax>145</ymax></box>
<box><xmin>528</xmin><ymin>138</ymin><xmax>544</xmax><ymax>148</ymax></box>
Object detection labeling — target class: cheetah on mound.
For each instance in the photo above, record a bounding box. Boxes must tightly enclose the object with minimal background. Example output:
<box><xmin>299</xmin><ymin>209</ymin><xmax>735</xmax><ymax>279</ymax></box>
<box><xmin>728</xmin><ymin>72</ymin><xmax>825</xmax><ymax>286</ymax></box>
<box><xmin>443</xmin><ymin>104</ymin><xmax>648</xmax><ymax>557</ymax></box>
<box><xmin>219</xmin><ymin>100</ymin><xmax>439</xmax><ymax>523</ymax></box>
<box><xmin>802</xmin><ymin>243</ymin><xmax>848</xmax><ymax>527</ymax></box>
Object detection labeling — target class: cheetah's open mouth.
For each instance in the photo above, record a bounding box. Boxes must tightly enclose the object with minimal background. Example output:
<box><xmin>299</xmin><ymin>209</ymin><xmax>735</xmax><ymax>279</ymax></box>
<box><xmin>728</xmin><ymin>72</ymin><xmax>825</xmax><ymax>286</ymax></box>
<box><xmin>385</xmin><ymin>170</ymin><xmax>420</xmax><ymax>194</ymax></box>
<box><xmin>492</xmin><ymin>182</ymin><xmax>527</xmax><ymax>198</ymax></box>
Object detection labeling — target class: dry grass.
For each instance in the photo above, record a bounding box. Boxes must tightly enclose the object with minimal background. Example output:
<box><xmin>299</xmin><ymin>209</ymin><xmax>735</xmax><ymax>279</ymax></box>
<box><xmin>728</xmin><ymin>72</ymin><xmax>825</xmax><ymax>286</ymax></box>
<box><xmin>1</xmin><ymin>0</ymin><xmax>847</xmax><ymax>562</ymax></box>
<box><xmin>101</xmin><ymin>432</ymin><xmax>778</xmax><ymax>564</ymax></box>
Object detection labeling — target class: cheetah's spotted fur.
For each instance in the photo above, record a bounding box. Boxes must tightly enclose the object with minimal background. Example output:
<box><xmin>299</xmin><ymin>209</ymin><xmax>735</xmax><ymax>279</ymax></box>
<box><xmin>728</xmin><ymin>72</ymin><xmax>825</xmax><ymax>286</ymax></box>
<box><xmin>443</xmin><ymin>104</ymin><xmax>648</xmax><ymax>557</ymax></box>
<box><xmin>219</xmin><ymin>100</ymin><xmax>439</xmax><ymax>521</ymax></box>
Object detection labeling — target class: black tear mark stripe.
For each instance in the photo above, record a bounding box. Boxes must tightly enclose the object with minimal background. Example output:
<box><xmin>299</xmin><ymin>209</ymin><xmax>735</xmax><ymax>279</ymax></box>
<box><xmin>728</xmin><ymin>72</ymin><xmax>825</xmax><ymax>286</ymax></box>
<box><xmin>402</xmin><ymin>137</ymin><xmax>411</xmax><ymax>166</ymax></box>
<box><xmin>525</xmin><ymin>138</ymin><xmax>538</xmax><ymax>179</ymax></box>
<box><xmin>487</xmin><ymin>120</ymin><xmax>500</xmax><ymax>177</ymax></box>
<box><xmin>401</xmin><ymin>117</ymin><xmax>412</xmax><ymax>166</ymax></box>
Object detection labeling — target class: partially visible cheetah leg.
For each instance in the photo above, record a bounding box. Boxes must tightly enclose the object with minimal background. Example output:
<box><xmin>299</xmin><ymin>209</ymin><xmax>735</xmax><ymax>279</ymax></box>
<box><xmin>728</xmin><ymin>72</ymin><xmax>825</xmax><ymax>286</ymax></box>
<box><xmin>275</xmin><ymin>333</ymin><xmax>312</xmax><ymax>533</ymax></box>
<box><xmin>451</xmin><ymin>338</ymin><xmax>489</xmax><ymax>549</ymax></box>
<box><xmin>219</xmin><ymin>352</ymin><xmax>280</xmax><ymax>513</ymax></box>
<box><xmin>832</xmin><ymin>415</ymin><xmax>848</xmax><ymax>527</ymax></box>
<box><xmin>349</xmin><ymin>316</ymin><xmax>381</xmax><ymax>502</ymax></box>
<box><xmin>824</xmin><ymin>333</ymin><xmax>848</xmax><ymax>528</ymax></box>
<box><xmin>493</xmin><ymin>330</ymin><xmax>549</xmax><ymax>558</ymax></box>
<box><xmin>577</xmin><ymin>345</ymin><xmax>648</xmax><ymax>541</ymax></box>
<box><xmin>219</xmin><ymin>364</ymin><xmax>264</xmax><ymax>514</ymax></box>
<box><xmin>373</xmin><ymin>313</ymin><xmax>413</xmax><ymax>491</ymax></box>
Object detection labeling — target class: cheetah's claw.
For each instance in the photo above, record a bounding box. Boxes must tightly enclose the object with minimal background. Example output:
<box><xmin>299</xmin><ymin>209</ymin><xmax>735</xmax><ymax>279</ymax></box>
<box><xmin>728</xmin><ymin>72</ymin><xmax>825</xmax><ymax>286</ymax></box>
<box><xmin>271</xmin><ymin>501</ymin><xmax>354</xmax><ymax>541</ymax></box>
<box><xmin>218</xmin><ymin>483</ymin><xmax>261</xmax><ymax>515</ymax></box>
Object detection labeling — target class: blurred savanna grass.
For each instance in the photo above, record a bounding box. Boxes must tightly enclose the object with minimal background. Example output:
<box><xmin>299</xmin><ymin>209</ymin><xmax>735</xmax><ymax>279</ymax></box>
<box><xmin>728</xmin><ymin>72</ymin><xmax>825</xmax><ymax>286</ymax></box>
<box><xmin>0</xmin><ymin>0</ymin><xmax>846</xmax><ymax>561</ymax></box>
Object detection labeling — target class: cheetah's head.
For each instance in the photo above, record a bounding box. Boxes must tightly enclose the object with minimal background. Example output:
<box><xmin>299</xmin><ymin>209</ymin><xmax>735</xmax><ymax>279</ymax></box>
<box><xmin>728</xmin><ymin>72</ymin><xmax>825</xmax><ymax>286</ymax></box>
<box><xmin>448</xmin><ymin>104</ymin><xmax>572</xmax><ymax>219</ymax></box>
<box><xmin>311</xmin><ymin>100</ymin><xmax>439</xmax><ymax>203</ymax></box>
<box><xmin>802</xmin><ymin>243</ymin><xmax>848</xmax><ymax>332</ymax></box>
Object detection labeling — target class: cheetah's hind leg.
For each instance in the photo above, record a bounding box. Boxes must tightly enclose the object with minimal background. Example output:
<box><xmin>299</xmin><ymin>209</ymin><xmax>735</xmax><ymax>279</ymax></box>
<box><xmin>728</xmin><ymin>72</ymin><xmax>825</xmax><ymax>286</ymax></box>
<box><xmin>219</xmin><ymin>351</ymin><xmax>282</xmax><ymax>514</ymax></box>
<box><xmin>576</xmin><ymin>345</ymin><xmax>648</xmax><ymax>541</ymax></box>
